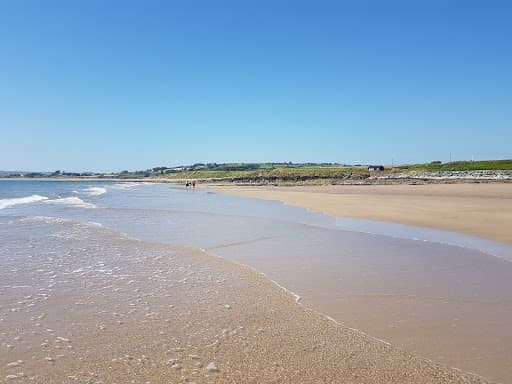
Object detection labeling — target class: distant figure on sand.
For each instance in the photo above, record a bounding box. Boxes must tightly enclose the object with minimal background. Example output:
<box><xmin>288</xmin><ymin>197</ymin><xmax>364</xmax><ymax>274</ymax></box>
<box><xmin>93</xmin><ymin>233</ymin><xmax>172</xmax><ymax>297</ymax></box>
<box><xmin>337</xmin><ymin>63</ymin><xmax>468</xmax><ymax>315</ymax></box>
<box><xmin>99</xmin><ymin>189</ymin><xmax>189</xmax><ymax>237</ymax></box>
<box><xmin>192</xmin><ymin>181</ymin><xmax>196</xmax><ymax>188</ymax></box>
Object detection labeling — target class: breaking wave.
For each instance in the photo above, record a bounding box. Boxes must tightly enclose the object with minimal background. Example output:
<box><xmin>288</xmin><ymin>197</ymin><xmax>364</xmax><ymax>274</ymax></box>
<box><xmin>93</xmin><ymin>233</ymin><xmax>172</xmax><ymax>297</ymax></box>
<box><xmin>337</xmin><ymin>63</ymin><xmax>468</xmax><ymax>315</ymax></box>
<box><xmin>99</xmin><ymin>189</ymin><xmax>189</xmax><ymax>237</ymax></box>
<box><xmin>17</xmin><ymin>216</ymin><xmax>105</xmax><ymax>228</ymax></box>
<box><xmin>81</xmin><ymin>187</ymin><xmax>107</xmax><ymax>196</ymax></box>
<box><xmin>108</xmin><ymin>182</ymin><xmax>151</xmax><ymax>190</ymax></box>
<box><xmin>44</xmin><ymin>197</ymin><xmax>97</xmax><ymax>209</ymax></box>
<box><xmin>0</xmin><ymin>195</ymin><xmax>48</xmax><ymax>210</ymax></box>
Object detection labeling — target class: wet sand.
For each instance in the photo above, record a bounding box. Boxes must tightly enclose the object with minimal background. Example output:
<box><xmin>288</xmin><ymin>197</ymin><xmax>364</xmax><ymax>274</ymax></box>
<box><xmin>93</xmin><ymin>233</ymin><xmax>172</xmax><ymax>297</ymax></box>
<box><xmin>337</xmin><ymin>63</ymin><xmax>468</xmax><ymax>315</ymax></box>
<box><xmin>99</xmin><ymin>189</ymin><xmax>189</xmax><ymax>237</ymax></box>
<box><xmin>209</xmin><ymin>183</ymin><xmax>512</xmax><ymax>244</ymax></box>
<box><xmin>210</xmin><ymin>225</ymin><xmax>512</xmax><ymax>383</ymax></box>
<box><xmin>206</xmin><ymin>183</ymin><xmax>512</xmax><ymax>382</ymax></box>
<box><xmin>0</xmin><ymin>220</ymin><xmax>487</xmax><ymax>383</ymax></box>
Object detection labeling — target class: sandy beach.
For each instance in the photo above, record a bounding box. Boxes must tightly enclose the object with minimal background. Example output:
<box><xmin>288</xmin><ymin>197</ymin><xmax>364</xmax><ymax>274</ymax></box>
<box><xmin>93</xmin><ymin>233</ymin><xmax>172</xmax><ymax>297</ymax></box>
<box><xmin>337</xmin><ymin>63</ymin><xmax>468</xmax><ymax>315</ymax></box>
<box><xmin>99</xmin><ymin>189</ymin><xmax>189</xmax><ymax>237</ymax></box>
<box><xmin>0</xmin><ymin>218</ymin><xmax>486</xmax><ymax>383</ymax></box>
<box><xmin>204</xmin><ymin>182</ymin><xmax>512</xmax><ymax>382</ymax></box>
<box><xmin>4</xmin><ymin>0</ymin><xmax>510</xmax><ymax>382</ymax></box>
<box><xmin>209</xmin><ymin>183</ymin><xmax>512</xmax><ymax>244</ymax></box>
<box><xmin>2</xmin><ymin>181</ymin><xmax>511</xmax><ymax>383</ymax></box>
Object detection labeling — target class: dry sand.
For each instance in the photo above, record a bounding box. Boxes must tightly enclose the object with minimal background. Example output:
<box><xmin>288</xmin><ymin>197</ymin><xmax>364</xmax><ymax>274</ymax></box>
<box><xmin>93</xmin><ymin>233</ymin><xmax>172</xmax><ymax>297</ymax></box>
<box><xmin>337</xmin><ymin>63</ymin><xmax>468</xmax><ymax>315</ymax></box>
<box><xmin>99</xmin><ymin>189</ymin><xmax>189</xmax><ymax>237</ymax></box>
<box><xmin>0</xmin><ymin>220</ymin><xmax>487</xmax><ymax>383</ymax></box>
<box><xmin>209</xmin><ymin>183</ymin><xmax>512</xmax><ymax>244</ymax></box>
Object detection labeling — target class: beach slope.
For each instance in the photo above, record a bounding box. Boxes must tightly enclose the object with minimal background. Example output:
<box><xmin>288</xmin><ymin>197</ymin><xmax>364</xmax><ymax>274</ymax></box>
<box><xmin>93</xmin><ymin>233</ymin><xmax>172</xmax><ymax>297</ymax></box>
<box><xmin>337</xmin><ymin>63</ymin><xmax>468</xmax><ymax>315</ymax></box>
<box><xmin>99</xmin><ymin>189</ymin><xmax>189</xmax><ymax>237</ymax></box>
<box><xmin>0</xmin><ymin>218</ymin><xmax>488</xmax><ymax>383</ymax></box>
<box><xmin>210</xmin><ymin>183</ymin><xmax>512</xmax><ymax>244</ymax></box>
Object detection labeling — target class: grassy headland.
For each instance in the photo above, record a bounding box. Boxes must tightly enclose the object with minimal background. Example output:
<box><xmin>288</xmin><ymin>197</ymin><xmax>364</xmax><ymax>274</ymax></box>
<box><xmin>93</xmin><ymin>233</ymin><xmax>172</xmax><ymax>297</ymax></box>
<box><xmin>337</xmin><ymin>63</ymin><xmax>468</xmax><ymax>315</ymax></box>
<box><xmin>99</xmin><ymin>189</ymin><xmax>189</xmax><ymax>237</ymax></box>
<box><xmin>2</xmin><ymin>159</ymin><xmax>511</xmax><ymax>183</ymax></box>
<box><xmin>395</xmin><ymin>159</ymin><xmax>512</xmax><ymax>172</ymax></box>
<box><xmin>123</xmin><ymin>159</ymin><xmax>512</xmax><ymax>183</ymax></box>
<box><xmin>136</xmin><ymin>159</ymin><xmax>512</xmax><ymax>181</ymax></box>
<box><xmin>159</xmin><ymin>163</ymin><xmax>369</xmax><ymax>181</ymax></box>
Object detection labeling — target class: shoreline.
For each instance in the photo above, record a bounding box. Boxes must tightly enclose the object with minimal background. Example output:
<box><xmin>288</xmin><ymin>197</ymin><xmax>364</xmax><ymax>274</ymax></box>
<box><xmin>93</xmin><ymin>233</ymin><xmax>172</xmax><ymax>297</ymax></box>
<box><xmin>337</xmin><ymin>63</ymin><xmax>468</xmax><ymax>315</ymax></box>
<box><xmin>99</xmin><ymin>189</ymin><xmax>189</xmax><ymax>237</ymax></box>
<box><xmin>1</xmin><ymin>217</ymin><xmax>489</xmax><ymax>383</ymax></box>
<box><xmin>207</xmin><ymin>183</ymin><xmax>512</xmax><ymax>245</ymax></box>
<box><xmin>203</xmin><ymin>182</ymin><xmax>512</xmax><ymax>382</ymax></box>
<box><xmin>0</xmin><ymin>177</ymin><xmax>175</xmax><ymax>182</ymax></box>
<box><xmin>2</xmin><ymin>180</ymin><xmax>508</xmax><ymax>382</ymax></box>
<box><xmin>2</xmin><ymin>174</ymin><xmax>512</xmax><ymax>185</ymax></box>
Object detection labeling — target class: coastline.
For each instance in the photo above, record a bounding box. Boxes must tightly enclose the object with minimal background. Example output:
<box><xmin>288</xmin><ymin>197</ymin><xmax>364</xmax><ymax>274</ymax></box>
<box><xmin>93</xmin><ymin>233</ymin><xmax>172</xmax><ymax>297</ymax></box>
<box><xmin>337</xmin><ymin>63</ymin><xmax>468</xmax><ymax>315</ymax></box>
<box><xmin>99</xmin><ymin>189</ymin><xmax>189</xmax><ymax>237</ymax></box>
<box><xmin>0</xmin><ymin>177</ymin><xmax>175</xmax><ymax>182</ymax></box>
<box><xmin>0</xmin><ymin>217</ymin><xmax>488</xmax><ymax>383</ymax></box>
<box><xmin>207</xmin><ymin>183</ymin><xmax>512</xmax><ymax>244</ymax></box>
<box><xmin>4</xmin><ymin>178</ymin><xmax>509</xmax><ymax>243</ymax></box>
<box><xmin>202</xmin><ymin>182</ymin><xmax>512</xmax><ymax>382</ymax></box>
<box><xmin>2</xmin><ymin>172</ymin><xmax>512</xmax><ymax>185</ymax></box>
<box><xmin>2</xmin><ymin>180</ymin><xmax>509</xmax><ymax>382</ymax></box>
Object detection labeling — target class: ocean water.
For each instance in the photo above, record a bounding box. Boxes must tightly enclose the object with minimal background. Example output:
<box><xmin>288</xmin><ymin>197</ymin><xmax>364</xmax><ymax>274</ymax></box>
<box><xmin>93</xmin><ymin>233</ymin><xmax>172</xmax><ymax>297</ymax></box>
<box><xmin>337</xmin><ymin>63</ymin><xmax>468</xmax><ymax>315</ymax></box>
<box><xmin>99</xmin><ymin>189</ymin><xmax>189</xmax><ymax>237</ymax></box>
<box><xmin>1</xmin><ymin>180</ymin><xmax>512</xmax><ymax>381</ymax></box>
<box><xmin>1</xmin><ymin>180</ymin><xmax>510</xmax><ymax>258</ymax></box>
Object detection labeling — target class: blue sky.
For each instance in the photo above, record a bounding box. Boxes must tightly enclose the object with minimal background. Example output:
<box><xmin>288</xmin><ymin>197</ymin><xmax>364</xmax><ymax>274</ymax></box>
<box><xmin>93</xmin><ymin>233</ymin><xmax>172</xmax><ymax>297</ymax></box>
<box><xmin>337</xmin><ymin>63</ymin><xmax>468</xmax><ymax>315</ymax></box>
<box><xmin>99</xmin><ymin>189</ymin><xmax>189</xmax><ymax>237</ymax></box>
<box><xmin>1</xmin><ymin>0</ymin><xmax>511</xmax><ymax>172</ymax></box>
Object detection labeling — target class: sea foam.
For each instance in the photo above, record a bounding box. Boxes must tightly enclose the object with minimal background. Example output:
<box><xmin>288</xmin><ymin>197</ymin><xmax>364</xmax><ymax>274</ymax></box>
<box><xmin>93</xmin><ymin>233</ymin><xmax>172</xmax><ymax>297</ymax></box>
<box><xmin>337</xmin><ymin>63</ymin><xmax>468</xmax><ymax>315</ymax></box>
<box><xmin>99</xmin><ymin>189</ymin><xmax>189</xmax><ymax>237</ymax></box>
<box><xmin>108</xmin><ymin>182</ymin><xmax>151</xmax><ymax>190</ymax></box>
<box><xmin>44</xmin><ymin>197</ymin><xmax>96</xmax><ymax>209</ymax></box>
<box><xmin>18</xmin><ymin>216</ymin><xmax>70</xmax><ymax>225</ymax></box>
<box><xmin>0</xmin><ymin>195</ymin><xmax>48</xmax><ymax>210</ymax></box>
<box><xmin>81</xmin><ymin>187</ymin><xmax>107</xmax><ymax>196</ymax></box>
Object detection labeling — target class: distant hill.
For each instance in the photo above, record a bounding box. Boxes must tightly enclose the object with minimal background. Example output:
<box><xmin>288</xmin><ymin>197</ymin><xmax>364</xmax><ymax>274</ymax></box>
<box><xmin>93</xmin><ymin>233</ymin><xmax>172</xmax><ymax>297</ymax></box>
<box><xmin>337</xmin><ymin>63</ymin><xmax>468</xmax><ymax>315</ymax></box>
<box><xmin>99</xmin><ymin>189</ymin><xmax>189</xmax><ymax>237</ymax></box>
<box><xmin>396</xmin><ymin>159</ymin><xmax>512</xmax><ymax>172</ymax></box>
<box><xmin>2</xmin><ymin>159</ymin><xmax>511</xmax><ymax>182</ymax></box>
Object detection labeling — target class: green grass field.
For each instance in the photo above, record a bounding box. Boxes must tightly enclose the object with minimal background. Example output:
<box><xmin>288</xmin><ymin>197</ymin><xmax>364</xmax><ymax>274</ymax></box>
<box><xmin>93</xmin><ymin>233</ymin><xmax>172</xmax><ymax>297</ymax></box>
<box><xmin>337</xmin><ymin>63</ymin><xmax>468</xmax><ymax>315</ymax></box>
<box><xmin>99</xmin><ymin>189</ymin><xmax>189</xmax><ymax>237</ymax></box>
<box><xmin>113</xmin><ymin>159</ymin><xmax>512</xmax><ymax>181</ymax></box>
<box><xmin>161</xmin><ymin>165</ymin><xmax>369</xmax><ymax>180</ymax></box>
<box><xmin>396</xmin><ymin>159</ymin><xmax>512</xmax><ymax>172</ymax></box>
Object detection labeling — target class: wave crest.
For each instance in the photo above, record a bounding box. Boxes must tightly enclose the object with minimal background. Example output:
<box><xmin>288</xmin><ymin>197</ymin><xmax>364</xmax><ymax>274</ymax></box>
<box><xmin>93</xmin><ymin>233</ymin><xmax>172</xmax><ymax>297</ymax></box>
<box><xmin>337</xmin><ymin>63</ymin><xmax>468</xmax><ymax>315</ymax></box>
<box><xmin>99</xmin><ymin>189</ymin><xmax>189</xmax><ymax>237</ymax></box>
<box><xmin>44</xmin><ymin>197</ymin><xmax>97</xmax><ymax>209</ymax></box>
<box><xmin>0</xmin><ymin>195</ymin><xmax>48</xmax><ymax>210</ymax></box>
<box><xmin>82</xmin><ymin>187</ymin><xmax>107</xmax><ymax>196</ymax></box>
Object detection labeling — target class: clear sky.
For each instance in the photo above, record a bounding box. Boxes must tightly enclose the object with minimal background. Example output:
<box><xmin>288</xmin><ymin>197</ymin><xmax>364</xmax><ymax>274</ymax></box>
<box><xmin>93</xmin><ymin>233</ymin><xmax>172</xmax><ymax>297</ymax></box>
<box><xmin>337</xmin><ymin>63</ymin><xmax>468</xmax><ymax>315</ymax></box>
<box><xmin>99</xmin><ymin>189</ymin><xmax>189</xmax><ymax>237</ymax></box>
<box><xmin>1</xmin><ymin>0</ymin><xmax>511</xmax><ymax>172</ymax></box>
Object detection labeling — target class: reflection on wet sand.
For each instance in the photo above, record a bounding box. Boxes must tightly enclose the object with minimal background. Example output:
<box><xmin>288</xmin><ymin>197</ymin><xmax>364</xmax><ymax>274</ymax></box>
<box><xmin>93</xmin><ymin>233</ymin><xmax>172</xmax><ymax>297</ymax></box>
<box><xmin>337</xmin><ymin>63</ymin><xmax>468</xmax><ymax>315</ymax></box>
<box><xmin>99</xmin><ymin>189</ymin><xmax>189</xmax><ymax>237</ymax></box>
<box><xmin>0</xmin><ymin>218</ymin><xmax>487</xmax><ymax>383</ymax></box>
<box><xmin>2</xmin><ymin>182</ymin><xmax>511</xmax><ymax>382</ymax></box>
<box><xmin>211</xmin><ymin>226</ymin><xmax>512</xmax><ymax>382</ymax></box>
